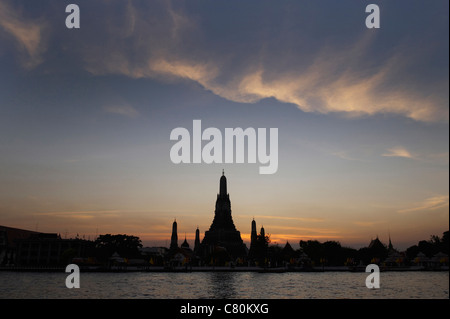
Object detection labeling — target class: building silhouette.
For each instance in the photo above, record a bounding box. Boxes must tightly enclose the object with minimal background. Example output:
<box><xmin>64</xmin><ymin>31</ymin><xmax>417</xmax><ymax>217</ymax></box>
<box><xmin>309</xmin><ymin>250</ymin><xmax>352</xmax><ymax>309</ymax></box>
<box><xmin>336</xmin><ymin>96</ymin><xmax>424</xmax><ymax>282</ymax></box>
<box><xmin>181</xmin><ymin>235</ymin><xmax>190</xmax><ymax>250</ymax></box>
<box><xmin>248</xmin><ymin>219</ymin><xmax>258</xmax><ymax>259</ymax></box>
<box><xmin>0</xmin><ymin>225</ymin><xmax>93</xmax><ymax>266</ymax></box>
<box><xmin>170</xmin><ymin>219</ymin><xmax>178</xmax><ymax>252</ymax></box>
<box><xmin>199</xmin><ymin>171</ymin><xmax>247</xmax><ymax>262</ymax></box>
<box><xmin>194</xmin><ymin>227</ymin><xmax>201</xmax><ymax>254</ymax></box>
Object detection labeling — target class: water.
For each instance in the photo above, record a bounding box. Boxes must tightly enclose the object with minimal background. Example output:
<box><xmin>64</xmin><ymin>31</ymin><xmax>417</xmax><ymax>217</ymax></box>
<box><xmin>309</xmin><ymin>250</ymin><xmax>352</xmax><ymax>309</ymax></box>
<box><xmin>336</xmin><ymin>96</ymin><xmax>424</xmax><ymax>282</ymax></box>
<box><xmin>0</xmin><ymin>271</ymin><xmax>448</xmax><ymax>299</ymax></box>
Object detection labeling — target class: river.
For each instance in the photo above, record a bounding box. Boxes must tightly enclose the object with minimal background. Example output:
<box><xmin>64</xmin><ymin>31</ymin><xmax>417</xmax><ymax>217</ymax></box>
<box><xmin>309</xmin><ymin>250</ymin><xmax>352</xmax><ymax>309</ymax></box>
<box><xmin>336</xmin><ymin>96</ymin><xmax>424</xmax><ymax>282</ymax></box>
<box><xmin>0</xmin><ymin>271</ymin><xmax>448</xmax><ymax>299</ymax></box>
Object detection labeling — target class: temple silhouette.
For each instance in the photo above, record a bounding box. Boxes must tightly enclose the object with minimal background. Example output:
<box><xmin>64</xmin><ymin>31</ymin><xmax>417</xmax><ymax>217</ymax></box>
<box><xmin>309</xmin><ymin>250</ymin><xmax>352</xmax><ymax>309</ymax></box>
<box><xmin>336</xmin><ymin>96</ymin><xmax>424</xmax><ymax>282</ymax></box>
<box><xmin>201</xmin><ymin>171</ymin><xmax>247</xmax><ymax>258</ymax></box>
<box><xmin>169</xmin><ymin>171</ymin><xmax>248</xmax><ymax>265</ymax></box>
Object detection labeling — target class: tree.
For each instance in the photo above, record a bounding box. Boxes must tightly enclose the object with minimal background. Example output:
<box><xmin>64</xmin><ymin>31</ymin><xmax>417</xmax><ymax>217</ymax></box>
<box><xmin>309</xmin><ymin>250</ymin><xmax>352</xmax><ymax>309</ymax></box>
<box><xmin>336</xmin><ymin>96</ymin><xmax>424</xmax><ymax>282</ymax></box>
<box><xmin>267</xmin><ymin>244</ymin><xmax>283</xmax><ymax>267</ymax></box>
<box><xmin>405</xmin><ymin>231</ymin><xmax>449</xmax><ymax>259</ymax></box>
<box><xmin>94</xmin><ymin>234</ymin><xmax>142</xmax><ymax>261</ymax></box>
<box><xmin>299</xmin><ymin>240</ymin><xmax>357</xmax><ymax>266</ymax></box>
<box><xmin>300</xmin><ymin>240</ymin><xmax>323</xmax><ymax>265</ymax></box>
<box><xmin>253</xmin><ymin>234</ymin><xmax>270</xmax><ymax>266</ymax></box>
<box><xmin>406</xmin><ymin>245</ymin><xmax>420</xmax><ymax>260</ymax></box>
<box><xmin>322</xmin><ymin>241</ymin><xmax>342</xmax><ymax>266</ymax></box>
<box><xmin>440</xmin><ymin>231</ymin><xmax>449</xmax><ymax>254</ymax></box>
<box><xmin>417</xmin><ymin>240</ymin><xmax>438</xmax><ymax>257</ymax></box>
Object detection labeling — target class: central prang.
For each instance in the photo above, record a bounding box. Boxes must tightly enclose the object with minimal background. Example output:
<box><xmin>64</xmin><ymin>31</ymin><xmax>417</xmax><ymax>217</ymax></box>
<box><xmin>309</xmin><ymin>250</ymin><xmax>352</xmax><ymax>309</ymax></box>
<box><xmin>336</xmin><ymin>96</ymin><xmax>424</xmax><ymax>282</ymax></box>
<box><xmin>200</xmin><ymin>171</ymin><xmax>247</xmax><ymax>262</ymax></box>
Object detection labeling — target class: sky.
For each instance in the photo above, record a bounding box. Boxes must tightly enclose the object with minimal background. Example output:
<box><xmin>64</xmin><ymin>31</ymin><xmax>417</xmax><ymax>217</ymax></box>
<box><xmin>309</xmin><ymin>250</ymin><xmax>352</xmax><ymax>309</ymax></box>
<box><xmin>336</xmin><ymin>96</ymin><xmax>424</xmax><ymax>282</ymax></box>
<box><xmin>0</xmin><ymin>0</ymin><xmax>448</xmax><ymax>250</ymax></box>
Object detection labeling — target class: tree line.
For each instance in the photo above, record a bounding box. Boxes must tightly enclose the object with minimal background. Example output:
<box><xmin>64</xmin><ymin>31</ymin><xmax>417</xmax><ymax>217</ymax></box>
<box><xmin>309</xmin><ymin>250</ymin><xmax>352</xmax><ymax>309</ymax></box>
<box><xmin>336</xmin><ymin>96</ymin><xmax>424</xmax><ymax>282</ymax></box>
<box><xmin>249</xmin><ymin>231</ymin><xmax>449</xmax><ymax>267</ymax></box>
<box><xmin>68</xmin><ymin>231</ymin><xmax>449</xmax><ymax>267</ymax></box>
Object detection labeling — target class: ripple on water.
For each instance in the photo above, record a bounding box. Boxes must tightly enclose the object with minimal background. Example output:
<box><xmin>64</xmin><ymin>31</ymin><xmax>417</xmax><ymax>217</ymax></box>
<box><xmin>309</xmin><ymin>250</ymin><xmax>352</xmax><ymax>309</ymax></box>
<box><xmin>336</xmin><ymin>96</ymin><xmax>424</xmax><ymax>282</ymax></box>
<box><xmin>0</xmin><ymin>271</ymin><xmax>447</xmax><ymax>299</ymax></box>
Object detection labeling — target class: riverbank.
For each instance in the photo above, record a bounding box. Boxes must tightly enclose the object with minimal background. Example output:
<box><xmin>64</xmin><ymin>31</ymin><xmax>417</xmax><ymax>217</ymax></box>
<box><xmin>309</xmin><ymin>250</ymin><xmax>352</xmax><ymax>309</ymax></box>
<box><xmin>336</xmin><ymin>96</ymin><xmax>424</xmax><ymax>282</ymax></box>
<box><xmin>1</xmin><ymin>265</ymin><xmax>448</xmax><ymax>273</ymax></box>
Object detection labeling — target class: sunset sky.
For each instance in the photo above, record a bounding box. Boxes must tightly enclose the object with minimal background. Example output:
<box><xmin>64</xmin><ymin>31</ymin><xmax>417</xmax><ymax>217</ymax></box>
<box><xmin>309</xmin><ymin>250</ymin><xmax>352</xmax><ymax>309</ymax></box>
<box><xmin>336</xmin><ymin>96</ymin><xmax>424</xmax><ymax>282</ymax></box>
<box><xmin>0</xmin><ymin>0</ymin><xmax>448</xmax><ymax>250</ymax></box>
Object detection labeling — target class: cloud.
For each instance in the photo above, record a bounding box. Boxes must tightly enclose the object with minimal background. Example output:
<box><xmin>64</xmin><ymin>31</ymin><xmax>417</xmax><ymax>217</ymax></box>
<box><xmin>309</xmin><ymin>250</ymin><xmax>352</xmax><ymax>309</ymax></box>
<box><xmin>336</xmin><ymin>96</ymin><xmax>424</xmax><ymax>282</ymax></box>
<box><xmin>103</xmin><ymin>103</ymin><xmax>140</xmax><ymax>118</ymax></box>
<box><xmin>79</xmin><ymin>1</ymin><xmax>447</xmax><ymax>123</ymax></box>
<box><xmin>398</xmin><ymin>195</ymin><xmax>449</xmax><ymax>214</ymax></box>
<box><xmin>382</xmin><ymin>147</ymin><xmax>415</xmax><ymax>159</ymax></box>
<box><xmin>4</xmin><ymin>1</ymin><xmax>445</xmax><ymax>122</ymax></box>
<box><xmin>35</xmin><ymin>210</ymin><xmax>122</xmax><ymax>220</ymax></box>
<box><xmin>382</xmin><ymin>148</ymin><xmax>449</xmax><ymax>163</ymax></box>
<box><xmin>270</xmin><ymin>225</ymin><xmax>340</xmax><ymax>235</ymax></box>
<box><xmin>251</xmin><ymin>215</ymin><xmax>324</xmax><ymax>223</ymax></box>
<box><xmin>0</xmin><ymin>0</ymin><xmax>48</xmax><ymax>68</ymax></box>
<box><xmin>352</xmin><ymin>221</ymin><xmax>382</xmax><ymax>227</ymax></box>
<box><xmin>332</xmin><ymin>151</ymin><xmax>362</xmax><ymax>161</ymax></box>
<box><xmin>150</xmin><ymin>59</ymin><xmax>219</xmax><ymax>86</ymax></box>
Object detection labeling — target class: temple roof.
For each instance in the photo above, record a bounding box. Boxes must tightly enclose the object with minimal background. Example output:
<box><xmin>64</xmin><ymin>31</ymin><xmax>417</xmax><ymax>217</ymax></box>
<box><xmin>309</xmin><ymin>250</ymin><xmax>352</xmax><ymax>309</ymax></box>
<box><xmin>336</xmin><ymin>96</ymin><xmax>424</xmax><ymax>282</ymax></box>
<box><xmin>181</xmin><ymin>237</ymin><xmax>190</xmax><ymax>248</ymax></box>
<box><xmin>368</xmin><ymin>237</ymin><xmax>385</xmax><ymax>249</ymax></box>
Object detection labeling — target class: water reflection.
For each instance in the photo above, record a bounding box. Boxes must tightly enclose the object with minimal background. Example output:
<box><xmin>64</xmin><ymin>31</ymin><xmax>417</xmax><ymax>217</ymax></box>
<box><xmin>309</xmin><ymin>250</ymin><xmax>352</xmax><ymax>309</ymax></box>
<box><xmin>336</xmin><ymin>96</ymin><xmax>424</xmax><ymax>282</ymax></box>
<box><xmin>0</xmin><ymin>271</ymin><xmax>448</xmax><ymax>299</ymax></box>
<box><xmin>207</xmin><ymin>272</ymin><xmax>238</xmax><ymax>298</ymax></box>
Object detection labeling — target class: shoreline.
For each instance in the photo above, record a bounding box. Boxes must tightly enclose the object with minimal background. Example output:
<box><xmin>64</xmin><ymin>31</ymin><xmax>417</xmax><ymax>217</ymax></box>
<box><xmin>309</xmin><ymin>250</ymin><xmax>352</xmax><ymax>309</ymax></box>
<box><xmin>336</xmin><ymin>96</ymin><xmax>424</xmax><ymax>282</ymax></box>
<box><xmin>1</xmin><ymin>265</ymin><xmax>448</xmax><ymax>273</ymax></box>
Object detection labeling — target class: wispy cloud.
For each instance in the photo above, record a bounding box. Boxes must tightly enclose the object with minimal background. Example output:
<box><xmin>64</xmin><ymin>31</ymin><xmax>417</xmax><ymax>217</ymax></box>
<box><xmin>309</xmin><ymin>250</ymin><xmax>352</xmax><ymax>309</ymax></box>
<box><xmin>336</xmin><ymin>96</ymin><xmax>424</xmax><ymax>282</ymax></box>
<box><xmin>398</xmin><ymin>195</ymin><xmax>449</xmax><ymax>214</ymax></box>
<box><xmin>74</xmin><ymin>1</ymin><xmax>447</xmax><ymax>123</ymax></box>
<box><xmin>269</xmin><ymin>225</ymin><xmax>340</xmax><ymax>235</ymax></box>
<box><xmin>35</xmin><ymin>210</ymin><xmax>122</xmax><ymax>220</ymax></box>
<box><xmin>0</xmin><ymin>0</ymin><xmax>48</xmax><ymax>68</ymax></box>
<box><xmin>250</xmin><ymin>215</ymin><xmax>324</xmax><ymax>223</ymax></box>
<box><xmin>221</xmin><ymin>41</ymin><xmax>447</xmax><ymax>122</ymax></box>
<box><xmin>352</xmin><ymin>221</ymin><xmax>383</xmax><ymax>227</ymax></box>
<box><xmin>332</xmin><ymin>151</ymin><xmax>363</xmax><ymax>161</ymax></box>
<box><xmin>381</xmin><ymin>148</ymin><xmax>449</xmax><ymax>163</ymax></box>
<box><xmin>103</xmin><ymin>104</ymin><xmax>140</xmax><ymax>118</ymax></box>
<box><xmin>0</xmin><ymin>1</ymin><xmax>446</xmax><ymax>122</ymax></box>
<box><xmin>382</xmin><ymin>146</ymin><xmax>415</xmax><ymax>159</ymax></box>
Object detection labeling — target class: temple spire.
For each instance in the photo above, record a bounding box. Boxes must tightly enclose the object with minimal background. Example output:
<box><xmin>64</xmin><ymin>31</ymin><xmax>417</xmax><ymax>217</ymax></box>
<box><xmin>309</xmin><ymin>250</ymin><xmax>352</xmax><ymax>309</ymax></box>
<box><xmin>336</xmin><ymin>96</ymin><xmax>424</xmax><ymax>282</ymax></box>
<box><xmin>388</xmin><ymin>232</ymin><xmax>393</xmax><ymax>251</ymax></box>
<box><xmin>170</xmin><ymin>219</ymin><xmax>178</xmax><ymax>251</ymax></box>
<box><xmin>251</xmin><ymin>219</ymin><xmax>257</xmax><ymax>239</ymax></box>
<box><xmin>219</xmin><ymin>170</ymin><xmax>227</xmax><ymax>197</ymax></box>
<box><xmin>202</xmin><ymin>171</ymin><xmax>246</xmax><ymax>259</ymax></box>
<box><xmin>250</xmin><ymin>219</ymin><xmax>257</xmax><ymax>249</ymax></box>
<box><xmin>194</xmin><ymin>227</ymin><xmax>201</xmax><ymax>253</ymax></box>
